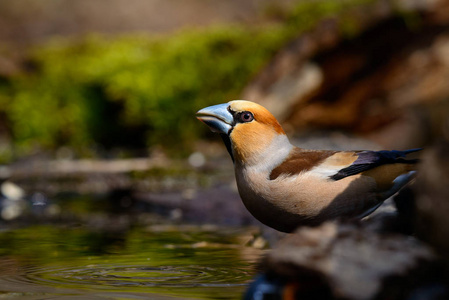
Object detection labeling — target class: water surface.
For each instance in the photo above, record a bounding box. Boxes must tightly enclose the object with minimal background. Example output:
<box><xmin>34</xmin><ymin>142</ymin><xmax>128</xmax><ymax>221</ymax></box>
<box><xmin>0</xmin><ymin>224</ymin><xmax>263</xmax><ymax>299</ymax></box>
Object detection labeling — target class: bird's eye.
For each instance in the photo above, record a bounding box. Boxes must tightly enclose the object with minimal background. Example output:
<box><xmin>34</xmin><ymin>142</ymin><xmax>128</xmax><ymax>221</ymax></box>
<box><xmin>239</xmin><ymin>112</ymin><xmax>254</xmax><ymax>123</ymax></box>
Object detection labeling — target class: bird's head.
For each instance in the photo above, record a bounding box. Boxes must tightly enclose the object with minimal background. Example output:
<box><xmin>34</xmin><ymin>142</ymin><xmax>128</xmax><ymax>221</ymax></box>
<box><xmin>196</xmin><ymin>100</ymin><xmax>289</xmax><ymax>164</ymax></box>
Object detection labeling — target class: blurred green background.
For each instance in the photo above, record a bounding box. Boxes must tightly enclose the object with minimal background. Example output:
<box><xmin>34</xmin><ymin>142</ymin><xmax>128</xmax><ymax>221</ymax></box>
<box><xmin>0</xmin><ymin>0</ymin><xmax>375</xmax><ymax>161</ymax></box>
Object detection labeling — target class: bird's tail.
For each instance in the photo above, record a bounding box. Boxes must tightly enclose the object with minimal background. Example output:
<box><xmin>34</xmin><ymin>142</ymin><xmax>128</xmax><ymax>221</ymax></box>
<box><xmin>392</xmin><ymin>148</ymin><xmax>422</xmax><ymax>164</ymax></box>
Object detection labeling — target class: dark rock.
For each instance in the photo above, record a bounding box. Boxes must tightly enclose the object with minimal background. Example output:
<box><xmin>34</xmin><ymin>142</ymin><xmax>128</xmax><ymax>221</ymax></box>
<box><xmin>247</xmin><ymin>222</ymin><xmax>445</xmax><ymax>300</ymax></box>
<box><xmin>414</xmin><ymin>141</ymin><xmax>449</xmax><ymax>255</ymax></box>
<box><xmin>136</xmin><ymin>183</ymin><xmax>266</xmax><ymax>227</ymax></box>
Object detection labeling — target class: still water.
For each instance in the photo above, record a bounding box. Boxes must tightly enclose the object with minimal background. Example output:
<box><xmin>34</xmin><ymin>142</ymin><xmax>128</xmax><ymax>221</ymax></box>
<box><xmin>0</xmin><ymin>224</ymin><xmax>264</xmax><ymax>299</ymax></box>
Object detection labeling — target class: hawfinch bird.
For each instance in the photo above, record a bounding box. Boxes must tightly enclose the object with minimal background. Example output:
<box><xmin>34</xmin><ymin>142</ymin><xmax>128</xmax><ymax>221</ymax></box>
<box><xmin>196</xmin><ymin>100</ymin><xmax>419</xmax><ymax>232</ymax></box>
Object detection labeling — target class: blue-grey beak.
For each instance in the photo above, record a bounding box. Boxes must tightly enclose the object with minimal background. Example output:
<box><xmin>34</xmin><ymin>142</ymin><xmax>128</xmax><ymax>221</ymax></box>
<box><xmin>196</xmin><ymin>103</ymin><xmax>234</xmax><ymax>135</ymax></box>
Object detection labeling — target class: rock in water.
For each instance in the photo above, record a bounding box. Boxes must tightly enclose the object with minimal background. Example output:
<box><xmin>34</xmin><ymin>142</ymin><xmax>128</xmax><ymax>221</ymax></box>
<box><xmin>246</xmin><ymin>222</ymin><xmax>446</xmax><ymax>300</ymax></box>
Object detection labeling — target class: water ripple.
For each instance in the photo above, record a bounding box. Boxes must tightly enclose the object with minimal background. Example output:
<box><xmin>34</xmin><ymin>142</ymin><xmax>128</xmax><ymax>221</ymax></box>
<box><xmin>16</xmin><ymin>263</ymin><xmax>251</xmax><ymax>290</ymax></box>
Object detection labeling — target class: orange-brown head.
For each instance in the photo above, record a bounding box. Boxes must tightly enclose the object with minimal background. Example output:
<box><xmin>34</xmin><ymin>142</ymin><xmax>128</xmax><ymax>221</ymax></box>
<box><xmin>196</xmin><ymin>100</ymin><xmax>288</xmax><ymax>164</ymax></box>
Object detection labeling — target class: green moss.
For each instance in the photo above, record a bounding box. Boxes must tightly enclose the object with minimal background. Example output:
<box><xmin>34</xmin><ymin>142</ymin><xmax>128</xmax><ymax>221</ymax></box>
<box><xmin>2</xmin><ymin>0</ymin><xmax>377</xmax><ymax>157</ymax></box>
<box><xmin>6</xmin><ymin>27</ymin><xmax>286</xmax><ymax>155</ymax></box>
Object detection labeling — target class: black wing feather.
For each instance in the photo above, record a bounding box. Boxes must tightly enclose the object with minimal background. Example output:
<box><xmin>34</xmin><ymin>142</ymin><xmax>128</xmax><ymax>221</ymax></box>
<box><xmin>330</xmin><ymin>148</ymin><xmax>421</xmax><ymax>180</ymax></box>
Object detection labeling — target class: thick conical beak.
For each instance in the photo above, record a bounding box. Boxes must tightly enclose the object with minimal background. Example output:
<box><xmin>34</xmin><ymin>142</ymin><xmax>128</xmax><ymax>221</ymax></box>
<box><xmin>196</xmin><ymin>103</ymin><xmax>234</xmax><ymax>135</ymax></box>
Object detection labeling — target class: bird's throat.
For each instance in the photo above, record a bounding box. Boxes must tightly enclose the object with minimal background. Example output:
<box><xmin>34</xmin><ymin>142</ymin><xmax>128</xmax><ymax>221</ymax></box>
<box><xmin>220</xmin><ymin>133</ymin><xmax>234</xmax><ymax>162</ymax></box>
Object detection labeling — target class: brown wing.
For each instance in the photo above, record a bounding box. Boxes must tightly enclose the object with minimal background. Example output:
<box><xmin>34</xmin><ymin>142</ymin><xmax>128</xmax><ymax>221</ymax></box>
<box><xmin>269</xmin><ymin>148</ymin><xmax>338</xmax><ymax>180</ymax></box>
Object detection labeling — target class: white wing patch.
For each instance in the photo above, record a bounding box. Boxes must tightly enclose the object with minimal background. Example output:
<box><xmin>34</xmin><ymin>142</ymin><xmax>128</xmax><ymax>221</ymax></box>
<box><xmin>308</xmin><ymin>164</ymin><xmax>342</xmax><ymax>179</ymax></box>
